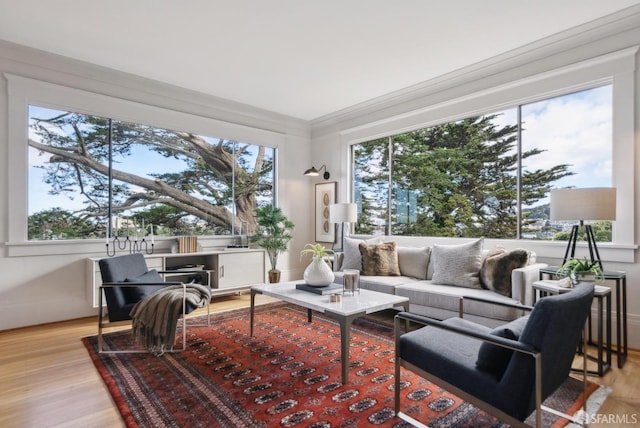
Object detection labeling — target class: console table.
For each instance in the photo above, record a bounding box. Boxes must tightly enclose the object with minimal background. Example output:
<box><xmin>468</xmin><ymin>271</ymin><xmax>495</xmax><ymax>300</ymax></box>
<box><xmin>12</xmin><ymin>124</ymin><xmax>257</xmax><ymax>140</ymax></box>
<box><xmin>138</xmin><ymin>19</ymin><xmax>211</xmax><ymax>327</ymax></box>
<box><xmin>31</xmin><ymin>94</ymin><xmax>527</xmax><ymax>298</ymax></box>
<box><xmin>87</xmin><ymin>249</ymin><xmax>265</xmax><ymax>308</ymax></box>
<box><xmin>539</xmin><ymin>267</ymin><xmax>627</xmax><ymax>368</ymax></box>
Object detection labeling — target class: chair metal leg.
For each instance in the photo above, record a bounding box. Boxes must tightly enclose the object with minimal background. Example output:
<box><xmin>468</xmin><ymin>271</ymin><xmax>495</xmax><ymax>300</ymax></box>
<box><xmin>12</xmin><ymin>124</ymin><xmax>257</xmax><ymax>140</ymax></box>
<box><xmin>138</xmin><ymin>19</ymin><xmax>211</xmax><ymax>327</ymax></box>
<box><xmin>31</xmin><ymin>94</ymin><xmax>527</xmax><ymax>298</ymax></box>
<box><xmin>98</xmin><ymin>284</ymin><xmax>191</xmax><ymax>354</ymax></box>
<box><xmin>583</xmin><ymin>322</ymin><xmax>588</xmax><ymax>415</ymax></box>
<box><xmin>187</xmin><ymin>295</ymin><xmax>211</xmax><ymax>327</ymax></box>
<box><xmin>98</xmin><ymin>290</ymin><xmax>105</xmax><ymax>353</ymax></box>
<box><xmin>394</xmin><ymin>315</ymin><xmax>401</xmax><ymax>416</ymax></box>
<box><xmin>535</xmin><ymin>354</ymin><xmax>542</xmax><ymax>428</ymax></box>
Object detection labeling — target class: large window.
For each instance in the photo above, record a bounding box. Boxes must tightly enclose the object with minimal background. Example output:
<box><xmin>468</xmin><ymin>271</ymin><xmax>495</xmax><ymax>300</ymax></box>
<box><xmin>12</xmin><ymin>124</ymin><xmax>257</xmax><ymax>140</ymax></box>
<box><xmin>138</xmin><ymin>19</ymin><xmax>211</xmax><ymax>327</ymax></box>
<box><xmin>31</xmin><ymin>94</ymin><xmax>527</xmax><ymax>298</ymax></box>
<box><xmin>27</xmin><ymin>105</ymin><xmax>275</xmax><ymax>241</ymax></box>
<box><xmin>353</xmin><ymin>85</ymin><xmax>612</xmax><ymax>241</ymax></box>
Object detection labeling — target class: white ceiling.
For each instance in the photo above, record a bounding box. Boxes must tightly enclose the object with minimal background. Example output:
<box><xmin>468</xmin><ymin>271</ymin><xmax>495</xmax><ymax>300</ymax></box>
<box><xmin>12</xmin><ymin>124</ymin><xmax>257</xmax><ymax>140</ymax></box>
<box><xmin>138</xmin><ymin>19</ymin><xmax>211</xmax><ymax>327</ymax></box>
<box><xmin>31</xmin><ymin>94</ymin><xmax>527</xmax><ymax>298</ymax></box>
<box><xmin>1</xmin><ymin>1</ymin><xmax>639</xmax><ymax>121</ymax></box>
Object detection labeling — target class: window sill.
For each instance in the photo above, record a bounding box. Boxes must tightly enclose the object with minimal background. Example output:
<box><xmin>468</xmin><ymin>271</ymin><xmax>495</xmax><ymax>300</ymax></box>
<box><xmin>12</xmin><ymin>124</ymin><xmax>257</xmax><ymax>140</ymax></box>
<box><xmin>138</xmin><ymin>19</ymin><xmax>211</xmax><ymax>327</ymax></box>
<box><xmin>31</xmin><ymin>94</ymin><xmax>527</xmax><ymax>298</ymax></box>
<box><xmin>492</xmin><ymin>239</ymin><xmax>636</xmax><ymax>264</ymax></box>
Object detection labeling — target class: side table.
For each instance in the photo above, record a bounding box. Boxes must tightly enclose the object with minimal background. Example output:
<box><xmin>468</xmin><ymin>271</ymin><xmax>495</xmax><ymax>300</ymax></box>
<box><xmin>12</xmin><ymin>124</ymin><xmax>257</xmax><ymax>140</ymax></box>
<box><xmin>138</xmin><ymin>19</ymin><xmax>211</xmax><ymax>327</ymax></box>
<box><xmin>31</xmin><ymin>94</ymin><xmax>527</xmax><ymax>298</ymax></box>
<box><xmin>539</xmin><ymin>267</ymin><xmax>627</xmax><ymax>369</ymax></box>
<box><xmin>533</xmin><ymin>279</ymin><xmax>611</xmax><ymax>376</ymax></box>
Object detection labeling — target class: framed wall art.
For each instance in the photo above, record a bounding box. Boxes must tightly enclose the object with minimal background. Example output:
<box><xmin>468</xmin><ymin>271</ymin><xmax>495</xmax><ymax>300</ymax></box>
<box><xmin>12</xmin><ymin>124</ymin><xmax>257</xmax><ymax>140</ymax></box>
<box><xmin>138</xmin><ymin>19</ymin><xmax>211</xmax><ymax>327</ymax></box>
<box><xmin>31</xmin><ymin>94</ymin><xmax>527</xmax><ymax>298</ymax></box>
<box><xmin>315</xmin><ymin>181</ymin><xmax>336</xmax><ymax>243</ymax></box>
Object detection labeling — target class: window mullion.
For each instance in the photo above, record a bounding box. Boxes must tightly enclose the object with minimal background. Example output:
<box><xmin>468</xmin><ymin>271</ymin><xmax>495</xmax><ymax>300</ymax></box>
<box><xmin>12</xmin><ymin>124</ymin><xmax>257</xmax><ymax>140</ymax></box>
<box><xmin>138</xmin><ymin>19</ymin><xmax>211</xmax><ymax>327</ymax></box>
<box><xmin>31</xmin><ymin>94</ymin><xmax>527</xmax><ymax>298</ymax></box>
<box><xmin>108</xmin><ymin>118</ymin><xmax>113</xmax><ymax>238</ymax></box>
<box><xmin>516</xmin><ymin>105</ymin><xmax>522</xmax><ymax>239</ymax></box>
<box><xmin>387</xmin><ymin>136</ymin><xmax>393</xmax><ymax>236</ymax></box>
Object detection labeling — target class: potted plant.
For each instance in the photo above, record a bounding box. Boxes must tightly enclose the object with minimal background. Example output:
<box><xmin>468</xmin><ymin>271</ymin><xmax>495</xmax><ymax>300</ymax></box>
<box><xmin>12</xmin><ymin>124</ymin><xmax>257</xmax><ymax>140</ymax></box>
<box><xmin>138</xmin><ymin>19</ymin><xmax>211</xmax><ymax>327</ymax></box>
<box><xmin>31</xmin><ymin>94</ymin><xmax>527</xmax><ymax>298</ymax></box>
<box><xmin>559</xmin><ymin>257</ymin><xmax>604</xmax><ymax>286</ymax></box>
<box><xmin>300</xmin><ymin>243</ymin><xmax>335</xmax><ymax>287</ymax></box>
<box><xmin>250</xmin><ymin>206</ymin><xmax>295</xmax><ymax>283</ymax></box>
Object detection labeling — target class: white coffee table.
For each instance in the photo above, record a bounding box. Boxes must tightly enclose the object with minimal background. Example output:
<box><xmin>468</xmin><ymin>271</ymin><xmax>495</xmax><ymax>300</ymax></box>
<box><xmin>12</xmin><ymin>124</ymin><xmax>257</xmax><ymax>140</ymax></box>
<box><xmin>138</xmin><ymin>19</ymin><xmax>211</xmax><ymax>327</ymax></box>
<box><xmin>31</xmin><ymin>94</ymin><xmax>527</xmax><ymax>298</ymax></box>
<box><xmin>250</xmin><ymin>281</ymin><xmax>410</xmax><ymax>384</ymax></box>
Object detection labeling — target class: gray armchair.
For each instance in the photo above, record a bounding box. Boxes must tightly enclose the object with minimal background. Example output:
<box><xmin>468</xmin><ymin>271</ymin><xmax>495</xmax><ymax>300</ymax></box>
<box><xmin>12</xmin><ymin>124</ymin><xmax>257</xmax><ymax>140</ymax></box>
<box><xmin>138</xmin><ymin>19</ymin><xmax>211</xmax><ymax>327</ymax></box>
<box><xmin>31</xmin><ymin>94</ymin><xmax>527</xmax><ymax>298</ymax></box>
<box><xmin>394</xmin><ymin>283</ymin><xmax>594</xmax><ymax>428</ymax></box>
<box><xmin>98</xmin><ymin>253</ymin><xmax>210</xmax><ymax>354</ymax></box>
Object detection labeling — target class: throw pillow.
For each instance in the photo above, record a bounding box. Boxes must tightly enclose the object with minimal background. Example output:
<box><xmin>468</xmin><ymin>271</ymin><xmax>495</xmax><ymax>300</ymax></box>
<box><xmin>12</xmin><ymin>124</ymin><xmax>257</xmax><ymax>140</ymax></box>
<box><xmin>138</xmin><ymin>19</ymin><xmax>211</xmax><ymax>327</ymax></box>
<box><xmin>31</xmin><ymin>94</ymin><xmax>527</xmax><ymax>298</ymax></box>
<box><xmin>431</xmin><ymin>238</ymin><xmax>483</xmax><ymax>288</ymax></box>
<box><xmin>397</xmin><ymin>246</ymin><xmax>431</xmax><ymax>279</ymax></box>
<box><xmin>359</xmin><ymin>241</ymin><xmax>401</xmax><ymax>276</ymax></box>
<box><xmin>479</xmin><ymin>248</ymin><xmax>529</xmax><ymax>297</ymax></box>
<box><xmin>123</xmin><ymin>269</ymin><xmax>165</xmax><ymax>302</ymax></box>
<box><xmin>476</xmin><ymin>315</ymin><xmax>530</xmax><ymax>375</ymax></box>
<box><xmin>341</xmin><ymin>236</ymin><xmax>381</xmax><ymax>271</ymax></box>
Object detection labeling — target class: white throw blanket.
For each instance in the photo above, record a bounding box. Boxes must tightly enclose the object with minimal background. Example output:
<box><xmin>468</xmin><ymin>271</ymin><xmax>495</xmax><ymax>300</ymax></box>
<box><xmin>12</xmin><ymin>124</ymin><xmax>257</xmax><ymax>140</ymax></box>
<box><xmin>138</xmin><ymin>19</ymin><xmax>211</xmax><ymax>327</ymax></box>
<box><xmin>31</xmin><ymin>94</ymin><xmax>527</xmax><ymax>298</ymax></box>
<box><xmin>130</xmin><ymin>283</ymin><xmax>211</xmax><ymax>355</ymax></box>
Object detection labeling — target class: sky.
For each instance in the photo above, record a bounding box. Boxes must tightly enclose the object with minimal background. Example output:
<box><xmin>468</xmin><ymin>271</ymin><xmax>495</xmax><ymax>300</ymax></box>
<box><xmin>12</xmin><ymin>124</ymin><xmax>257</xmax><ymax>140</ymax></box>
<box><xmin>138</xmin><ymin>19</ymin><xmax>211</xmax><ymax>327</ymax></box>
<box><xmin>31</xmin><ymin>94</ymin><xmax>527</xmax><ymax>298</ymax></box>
<box><xmin>491</xmin><ymin>84</ymin><xmax>612</xmax><ymax>207</ymax></box>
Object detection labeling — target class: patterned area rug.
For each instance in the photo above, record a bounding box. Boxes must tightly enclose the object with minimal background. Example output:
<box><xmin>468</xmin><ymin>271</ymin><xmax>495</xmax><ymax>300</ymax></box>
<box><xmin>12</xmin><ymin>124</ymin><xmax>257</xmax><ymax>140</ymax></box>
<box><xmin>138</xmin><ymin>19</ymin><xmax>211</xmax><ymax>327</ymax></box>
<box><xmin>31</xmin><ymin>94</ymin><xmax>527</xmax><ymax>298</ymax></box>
<box><xmin>83</xmin><ymin>303</ymin><xmax>606</xmax><ymax>427</ymax></box>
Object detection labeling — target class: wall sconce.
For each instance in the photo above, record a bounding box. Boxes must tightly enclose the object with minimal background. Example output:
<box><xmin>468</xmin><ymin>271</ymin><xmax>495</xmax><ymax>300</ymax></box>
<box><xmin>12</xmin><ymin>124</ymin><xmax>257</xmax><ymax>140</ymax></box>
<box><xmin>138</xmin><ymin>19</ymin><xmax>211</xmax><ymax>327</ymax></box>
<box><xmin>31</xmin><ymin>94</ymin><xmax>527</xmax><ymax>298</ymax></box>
<box><xmin>303</xmin><ymin>165</ymin><xmax>330</xmax><ymax>180</ymax></box>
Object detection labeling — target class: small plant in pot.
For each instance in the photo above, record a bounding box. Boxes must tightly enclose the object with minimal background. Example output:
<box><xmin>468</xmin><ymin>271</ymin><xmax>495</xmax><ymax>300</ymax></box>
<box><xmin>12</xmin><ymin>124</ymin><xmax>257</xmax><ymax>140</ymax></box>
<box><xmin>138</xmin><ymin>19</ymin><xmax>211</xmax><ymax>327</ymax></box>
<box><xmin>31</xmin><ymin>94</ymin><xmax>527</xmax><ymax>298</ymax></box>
<box><xmin>559</xmin><ymin>257</ymin><xmax>604</xmax><ymax>286</ymax></box>
<box><xmin>250</xmin><ymin>206</ymin><xmax>295</xmax><ymax>283</ymax></box>
<box><xmin>300</xmin><ymin>243</ymin><xmax>335</xmax><ymax>287</ymax></box>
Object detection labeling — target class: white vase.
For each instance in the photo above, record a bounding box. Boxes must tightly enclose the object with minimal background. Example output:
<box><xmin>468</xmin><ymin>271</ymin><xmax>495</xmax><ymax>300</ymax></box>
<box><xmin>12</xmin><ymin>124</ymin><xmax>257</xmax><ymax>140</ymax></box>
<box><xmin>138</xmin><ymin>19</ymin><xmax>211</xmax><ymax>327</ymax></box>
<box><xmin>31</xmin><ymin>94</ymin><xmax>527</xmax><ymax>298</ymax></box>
<box><xmin>303</xmin><ymin>258</ymin><xmax>335</xmax><ymax>287</ymax></box>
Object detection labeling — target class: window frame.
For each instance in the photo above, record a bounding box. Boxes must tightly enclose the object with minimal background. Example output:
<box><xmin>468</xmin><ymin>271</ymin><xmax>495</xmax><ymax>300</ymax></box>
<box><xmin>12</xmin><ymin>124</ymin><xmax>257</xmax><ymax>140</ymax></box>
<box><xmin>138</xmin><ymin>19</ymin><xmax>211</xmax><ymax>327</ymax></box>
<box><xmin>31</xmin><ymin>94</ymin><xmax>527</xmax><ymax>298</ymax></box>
<box><xmin>353</xmin><ymin>85</ymin><xmax>613</xmax><ymax>239</ymax></box>
<box><xmin>7</xmin><ymin>74</ymin><xmax>284</xmax><ymax>256</ymax></box>
<box><xmin>341</xmin><ymin>47</ymin><xmax>637</xmax><ymax>262</ymax></box>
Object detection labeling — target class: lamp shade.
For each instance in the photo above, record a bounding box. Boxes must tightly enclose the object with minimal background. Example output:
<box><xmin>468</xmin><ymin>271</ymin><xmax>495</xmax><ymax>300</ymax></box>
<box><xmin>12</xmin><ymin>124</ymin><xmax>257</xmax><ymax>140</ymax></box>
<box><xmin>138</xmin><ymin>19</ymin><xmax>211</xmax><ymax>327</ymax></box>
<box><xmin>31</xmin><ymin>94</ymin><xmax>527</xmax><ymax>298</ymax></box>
<box><xmin>550</xmin><ymin>187</ymin><xmax>616</xmax><ymax>221</ymax></box>
<box><xmin>303</xmin><ymin>166</ymin><xmax>319</xmax><ymax>176</ymax></box>
<box><xmin>329</xmin><ymin>203</ymin><xmax>357</xmax><ymax>223</ymax></box>
<box><xmin>303</xmin><ymin>165</ymin><xmax>330</xmax><ymax>179</ymax></box>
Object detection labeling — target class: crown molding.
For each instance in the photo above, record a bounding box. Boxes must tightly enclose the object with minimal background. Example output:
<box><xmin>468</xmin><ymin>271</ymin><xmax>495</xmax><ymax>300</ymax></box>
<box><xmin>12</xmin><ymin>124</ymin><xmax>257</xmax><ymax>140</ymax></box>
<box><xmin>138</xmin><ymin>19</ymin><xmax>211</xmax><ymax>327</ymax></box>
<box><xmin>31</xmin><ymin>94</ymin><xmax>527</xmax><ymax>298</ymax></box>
<box><xmin>310</xmin><ymin>4</ymin><xmax>640</xmax><ymax>138</ymax></box>
<box><xmin>0</xmin><ymin>39</ymin><xmax>310</xmax><ymax>139</ymax></box>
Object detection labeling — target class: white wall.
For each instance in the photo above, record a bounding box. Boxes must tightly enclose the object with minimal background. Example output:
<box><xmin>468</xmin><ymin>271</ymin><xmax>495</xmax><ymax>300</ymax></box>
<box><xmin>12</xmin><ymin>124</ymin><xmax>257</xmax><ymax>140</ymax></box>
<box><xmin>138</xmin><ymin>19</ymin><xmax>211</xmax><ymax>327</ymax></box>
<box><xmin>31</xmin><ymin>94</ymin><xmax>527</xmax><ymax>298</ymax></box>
<box><xmin>309</xmin><ymin>12</ymin><xmax>640</xmax><ymax>349</ymax></box>
<box><xmin>0</xmin><ymin>40</ymin><xmax>312</xmax><ymax>330</ymax></box>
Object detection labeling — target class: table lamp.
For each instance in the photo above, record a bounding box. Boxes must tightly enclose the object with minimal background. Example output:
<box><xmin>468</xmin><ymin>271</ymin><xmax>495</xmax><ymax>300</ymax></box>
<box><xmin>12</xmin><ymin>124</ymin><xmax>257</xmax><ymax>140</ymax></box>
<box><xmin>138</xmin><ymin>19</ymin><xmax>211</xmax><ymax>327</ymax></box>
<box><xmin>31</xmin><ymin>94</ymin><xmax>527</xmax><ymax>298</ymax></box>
<box><xmin>550</xmin><ymin>187</ymin><xmax>616</xmax><ymax>269</ymax></box>
<box><xmin>329</xmin><ymin>203</ymin><xmax>357</xmax><ymax>251</ymax></box>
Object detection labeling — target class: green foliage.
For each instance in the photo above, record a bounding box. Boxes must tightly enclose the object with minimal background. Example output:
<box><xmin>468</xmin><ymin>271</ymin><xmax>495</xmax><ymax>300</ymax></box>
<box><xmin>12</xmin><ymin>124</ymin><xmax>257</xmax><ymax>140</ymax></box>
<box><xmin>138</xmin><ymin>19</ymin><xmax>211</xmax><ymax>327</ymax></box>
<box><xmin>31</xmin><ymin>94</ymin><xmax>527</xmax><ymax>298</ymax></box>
<box><xmin>560</xmin><ymin>257</ymin><xmax>602</xmax><ymax>274</ymax></box>
<box><xmin>559</xmin><ymin>257</ymin><xmax>604</xmax><ymax>284</ymax></box>
<box><xmin>28</xmin><ymin>208</ymin><xmax>97</xmax><ymax>240</ymax></box>
<box><xmin>250</xmin><ymin>206</ymin><xmax>295</xmax><ymax>272</ymax></box>
<box><xmin>552</xmin><ymin>221</ymin><xmax>612</xmax><ymax>242</ymax></box>
<box><xmin>300</xmin><ymin>243</ymin><xmax>333</xmax><ymax>262</ymax></box>
<box><xmin>354</xmin><ymin>114</ymin><xmax>573</xmax><ymax>238</ymax></box>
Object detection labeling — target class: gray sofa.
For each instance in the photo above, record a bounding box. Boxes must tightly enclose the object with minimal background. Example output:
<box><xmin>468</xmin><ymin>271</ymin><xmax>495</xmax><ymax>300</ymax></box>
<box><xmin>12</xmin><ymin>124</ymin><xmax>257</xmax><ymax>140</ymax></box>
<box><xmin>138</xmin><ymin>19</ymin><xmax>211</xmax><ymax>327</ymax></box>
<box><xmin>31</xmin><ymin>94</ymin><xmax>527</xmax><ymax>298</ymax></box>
<box><xmin>333</xmin><ymin>237</ymin><xmax>547</xmax><ymax>326</ymax></box>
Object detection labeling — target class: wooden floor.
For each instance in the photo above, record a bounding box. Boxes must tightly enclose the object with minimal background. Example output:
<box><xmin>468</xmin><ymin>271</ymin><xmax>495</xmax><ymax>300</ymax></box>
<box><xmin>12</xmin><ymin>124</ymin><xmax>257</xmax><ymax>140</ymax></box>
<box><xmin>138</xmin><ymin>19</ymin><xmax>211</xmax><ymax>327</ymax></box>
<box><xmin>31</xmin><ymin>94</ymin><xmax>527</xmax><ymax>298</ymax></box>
<box><xmin>1</xmin><ymin>293</ymin><xmax>638</xmax><ymax>428</ymax></box>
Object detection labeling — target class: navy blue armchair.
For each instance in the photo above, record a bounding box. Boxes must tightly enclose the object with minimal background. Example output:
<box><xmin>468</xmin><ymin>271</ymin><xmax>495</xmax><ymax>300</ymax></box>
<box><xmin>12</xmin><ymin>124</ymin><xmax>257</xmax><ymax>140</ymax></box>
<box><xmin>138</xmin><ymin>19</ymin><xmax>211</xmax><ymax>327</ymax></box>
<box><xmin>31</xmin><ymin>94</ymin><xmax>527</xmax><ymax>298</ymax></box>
<box><xmin>394</xmin><ymin>283</ymin><xmax>594</xmax><ymax>428</ymax></box>
<box><xmin>98</xmin><ymin>253</ymin><xmax>209</xmax><ymax>353</ymax></box>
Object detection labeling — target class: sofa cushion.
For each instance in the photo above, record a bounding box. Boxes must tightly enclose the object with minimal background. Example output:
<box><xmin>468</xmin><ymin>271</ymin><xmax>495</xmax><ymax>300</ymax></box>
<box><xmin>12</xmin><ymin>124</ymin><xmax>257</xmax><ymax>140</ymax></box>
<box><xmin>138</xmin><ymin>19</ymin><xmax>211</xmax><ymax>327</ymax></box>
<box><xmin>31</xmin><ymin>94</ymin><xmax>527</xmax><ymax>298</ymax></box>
<box><xmin>359</xmin><ymin>241</ymin><xmax>401</xmax><ymax>276</ymax></box>
<box><xmin>339</xmin><ymin>274</ymin><xmax>420</xmax><ymax>294</ymax></box>
<box><xmin>480</xmin><ymin>248</ymin><xmax>529</xmax><ymax>297</ymax></box>
<box><xmin>395</xmin><ymin>281</ymin><xmax>525</xmax><ymax>322</ymax></box>
<box><xmin>341</xmin><ymin>237</ymin><xmax>381</xmax><ymax>271</ymax></box>
<box><xmin>476</xmin><ymin>315</ymin><xmax>530</xmax><ymax>375</ymax></box>
<box><xmin>123</xmin><ymin>269</ymin><xmax>165</xmax><ymax>302</ymax></box>
<box><xmin>397</xmin><ymin>246</ymin><xmax>431</xmax><ymax>280</ymax></box>
<box><xmin>431</xmin><ymin>238</ymin><xmax>483</xmax><ymax>289</ymax></box>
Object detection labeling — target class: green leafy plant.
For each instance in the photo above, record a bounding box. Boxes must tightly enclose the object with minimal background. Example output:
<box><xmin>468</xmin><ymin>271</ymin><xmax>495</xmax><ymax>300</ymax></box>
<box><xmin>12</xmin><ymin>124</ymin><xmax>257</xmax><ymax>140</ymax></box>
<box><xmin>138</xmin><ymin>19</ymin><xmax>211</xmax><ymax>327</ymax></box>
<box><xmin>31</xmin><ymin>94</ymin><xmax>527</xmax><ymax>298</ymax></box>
<box><xmin>250</xmin><ymin>206</ymin><xmax>295</xmax><ymax>275</ymax></box>
<box><xmin>559</xmin><ymin>257</ymin><xmax>603</xmax><ymax>284</ymax></box>
<box><xmin>300</xmin><ymin>243</ymin><xmax>334</xmax><ymax>262</ymax></box>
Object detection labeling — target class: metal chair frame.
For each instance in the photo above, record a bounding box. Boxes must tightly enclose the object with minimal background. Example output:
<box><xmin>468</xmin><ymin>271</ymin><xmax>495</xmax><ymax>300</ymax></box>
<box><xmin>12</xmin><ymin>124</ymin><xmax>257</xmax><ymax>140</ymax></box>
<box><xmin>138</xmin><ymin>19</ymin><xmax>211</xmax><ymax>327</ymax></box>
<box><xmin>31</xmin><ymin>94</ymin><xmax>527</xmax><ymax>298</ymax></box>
<box><xmin>98</xmin><ymin>272</ymin><xmax>211</xmax><ymax>354</ymax></box>
<box><xmin>394</xmin><ymin>296</ymin><xmax>588</xmax><ymax>428</ymax></box>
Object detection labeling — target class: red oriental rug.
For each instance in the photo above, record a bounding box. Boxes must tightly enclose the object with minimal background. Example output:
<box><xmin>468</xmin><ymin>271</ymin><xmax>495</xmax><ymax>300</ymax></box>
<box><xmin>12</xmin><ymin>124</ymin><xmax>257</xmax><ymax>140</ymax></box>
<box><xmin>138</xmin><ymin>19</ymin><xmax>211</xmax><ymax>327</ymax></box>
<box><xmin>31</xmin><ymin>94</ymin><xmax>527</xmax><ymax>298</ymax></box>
<box><xmin>83</xmin><ymin>303</ymin><xmax>606</xmax><ymax>427</ymax></box>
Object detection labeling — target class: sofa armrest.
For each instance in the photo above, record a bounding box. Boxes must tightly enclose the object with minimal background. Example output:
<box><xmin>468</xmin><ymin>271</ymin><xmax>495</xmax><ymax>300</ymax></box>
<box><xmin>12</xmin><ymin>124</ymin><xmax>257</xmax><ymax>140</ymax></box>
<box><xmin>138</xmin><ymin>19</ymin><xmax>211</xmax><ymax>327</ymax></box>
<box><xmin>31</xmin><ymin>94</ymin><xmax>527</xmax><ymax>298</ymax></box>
<box><xmin>459</xmin><ymin>295</ymin><xmax>533</xmax><ymax>313</ymax></box>
<box><xmin>511</xmin><ymin>262</ymin><xmax>548</xmax><ymax>306</ymax></box>
<box><xmin>333</xmin><ymin>252</ymin><xmax>344</xmax><ymax>272</ymax></box>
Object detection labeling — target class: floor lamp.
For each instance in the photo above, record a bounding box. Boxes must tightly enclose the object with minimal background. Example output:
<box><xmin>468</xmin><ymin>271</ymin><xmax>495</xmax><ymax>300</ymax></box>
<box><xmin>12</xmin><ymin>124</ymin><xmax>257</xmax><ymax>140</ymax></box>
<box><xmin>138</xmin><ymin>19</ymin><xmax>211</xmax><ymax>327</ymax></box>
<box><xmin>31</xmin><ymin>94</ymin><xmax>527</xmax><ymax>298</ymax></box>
<box><xmin>329</xmin><ymin>203</ymin><xmax>357</xmax><ymax>251</ymax></box>
<box><xmin>550</xmin><ymin>187</ymin><xmax>616</xmax><ymax>270</ymax></box>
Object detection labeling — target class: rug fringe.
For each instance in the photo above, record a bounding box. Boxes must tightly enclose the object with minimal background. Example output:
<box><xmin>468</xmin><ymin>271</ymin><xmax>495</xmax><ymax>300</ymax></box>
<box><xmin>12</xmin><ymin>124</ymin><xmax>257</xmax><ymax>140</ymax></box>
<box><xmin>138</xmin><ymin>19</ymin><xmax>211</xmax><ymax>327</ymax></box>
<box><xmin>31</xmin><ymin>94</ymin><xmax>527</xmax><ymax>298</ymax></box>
<box><xmin>566</xmin><ymin>385</ymin><xmax>612</xmax><ymax>427</ymax></box>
